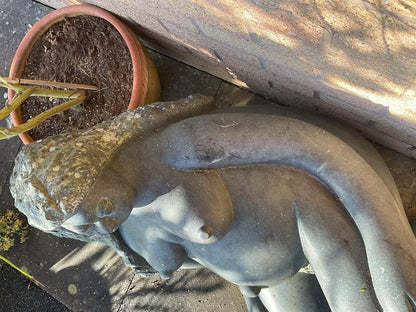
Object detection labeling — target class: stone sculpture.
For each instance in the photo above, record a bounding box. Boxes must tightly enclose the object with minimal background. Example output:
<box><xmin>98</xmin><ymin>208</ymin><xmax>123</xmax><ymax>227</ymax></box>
<box><xmin>10</xmin><ymin>95</ymin><xmax>416</xmax><ymax>311</ymax></box>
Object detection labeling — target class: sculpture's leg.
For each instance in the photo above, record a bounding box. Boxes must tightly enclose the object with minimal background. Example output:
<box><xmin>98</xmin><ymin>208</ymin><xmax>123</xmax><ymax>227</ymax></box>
<box><xmin>239</xmin><ymin>286</ymin><xmax>268</xmax><ymax>312</ymax></box>
<box><xmin>295</xmin><ymin>199</ymin><xmax>382</xmax><ymax>311</ymax></box>
<box><xmin>258</xmin><ymin>272</ymin><xmax>330</xmax><ymax>312</ymax></box>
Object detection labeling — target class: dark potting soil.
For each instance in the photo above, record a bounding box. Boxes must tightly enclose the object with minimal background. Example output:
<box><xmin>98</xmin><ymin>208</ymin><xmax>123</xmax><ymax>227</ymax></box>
<box><xmin>20</xmin><ymin>15</ymin><xmax>133</xmax><ymax>140</ymax></box>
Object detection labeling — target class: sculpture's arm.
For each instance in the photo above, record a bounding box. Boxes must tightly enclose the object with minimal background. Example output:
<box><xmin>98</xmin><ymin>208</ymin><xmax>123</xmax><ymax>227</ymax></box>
<box><xmin>216</xmin><ymin>105</ymin><xmax>402</xmax><ymax>207</ymax></box>
<box><xmin>119</xmin><ymin>211</ymin><xmax>188</xmax><ymax>279</ymax></box>
<box><xmin>142</xmin><ymin>113</ymin><xmax>416</xmax><ymax>311</ymax></box>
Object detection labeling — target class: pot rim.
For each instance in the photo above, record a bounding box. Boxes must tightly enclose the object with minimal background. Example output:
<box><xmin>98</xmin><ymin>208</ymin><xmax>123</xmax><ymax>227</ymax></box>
<box><xmin>8</xmin><ymin>4</ymin><xmax>149</xmax><ymax>144</ymax></box>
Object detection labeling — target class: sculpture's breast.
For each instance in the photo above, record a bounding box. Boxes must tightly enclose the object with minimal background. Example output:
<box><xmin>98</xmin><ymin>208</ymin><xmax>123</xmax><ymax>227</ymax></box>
<box><xmin>182</xmin><ymin>165</ymin><xmax>333</xmax><ymax>286</ymax></box>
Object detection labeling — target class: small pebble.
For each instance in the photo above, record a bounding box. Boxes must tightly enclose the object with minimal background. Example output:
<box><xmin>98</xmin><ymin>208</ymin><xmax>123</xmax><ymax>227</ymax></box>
<box><xmin>68</xmin><ymin>284</ymin><xmax>77</xmax><ymax>295</ymax></box>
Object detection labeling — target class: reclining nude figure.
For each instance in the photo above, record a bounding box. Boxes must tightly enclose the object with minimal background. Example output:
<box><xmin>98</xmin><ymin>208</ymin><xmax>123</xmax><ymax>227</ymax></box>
<box><xmin>10</xmin><ymin>95</ymin><xmax>416</xmax><ymax>311</ymax></box>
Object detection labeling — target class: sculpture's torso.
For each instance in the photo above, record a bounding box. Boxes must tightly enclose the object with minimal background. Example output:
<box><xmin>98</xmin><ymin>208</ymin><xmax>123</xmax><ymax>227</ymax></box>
<box><xmin>121</xmin><ymin>164</ymin><xmax>346</xmax><ymax>287</ymax></box>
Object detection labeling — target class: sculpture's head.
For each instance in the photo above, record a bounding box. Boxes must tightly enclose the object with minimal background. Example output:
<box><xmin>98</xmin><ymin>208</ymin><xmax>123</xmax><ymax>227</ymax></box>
<box><xmin>10</xmin><ymin>95</ymin><xmax>214</xmax><ymax>236</ymax></box>
<box><xmin>59</xmin><ymin>164</ymin><xmax>137</xmax><ymax>234</ymax></box>
<box><xmin>9</xmin><ymin>123</ymin><xmax>136</xmax><ymax>235</ymax></box>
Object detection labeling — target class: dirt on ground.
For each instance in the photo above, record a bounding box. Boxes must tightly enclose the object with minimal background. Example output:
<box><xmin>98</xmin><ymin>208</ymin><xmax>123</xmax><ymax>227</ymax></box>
<box><xmin>21</xmin><ymin>15</ymin><xmax>133</xmax><ymax>140</ymax></box>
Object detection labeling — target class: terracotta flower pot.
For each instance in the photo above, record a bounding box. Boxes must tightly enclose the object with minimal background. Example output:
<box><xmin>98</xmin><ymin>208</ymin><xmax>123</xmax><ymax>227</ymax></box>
<box><xmin>8</xmin><ymin>4</ymin><xmax>160</xmax><ymax>144</ymax></box>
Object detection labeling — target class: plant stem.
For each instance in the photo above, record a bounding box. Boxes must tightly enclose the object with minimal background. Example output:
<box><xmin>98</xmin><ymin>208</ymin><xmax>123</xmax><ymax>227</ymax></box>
<box><xmin>0</xmin><ymin>254</ymin><xmax>45</xmax><ymax>287</ymax></box>
<box><xmin>2</xmin><ymin>83</ymin><xmax>85</xmax><ymax>99</ymax></box>
<box><xmin>0</xmin><ymin>76</ymin><xmax>95</xmax><ymax>140</ymax></box>
<box><xmin>0</xmin><ymin>95</ymin><xmax>87</xmax><ymax>139</ymax></box>
<box><xmin>2</xmin><ymin>77</ymin><xmax>98</xmax><ymax>91</ymax></box>
<box><xmin>0</xmin><ymin>87</ymin><xmax>35</xmax><ymax>120</ymax></box>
